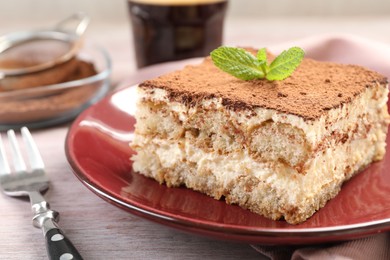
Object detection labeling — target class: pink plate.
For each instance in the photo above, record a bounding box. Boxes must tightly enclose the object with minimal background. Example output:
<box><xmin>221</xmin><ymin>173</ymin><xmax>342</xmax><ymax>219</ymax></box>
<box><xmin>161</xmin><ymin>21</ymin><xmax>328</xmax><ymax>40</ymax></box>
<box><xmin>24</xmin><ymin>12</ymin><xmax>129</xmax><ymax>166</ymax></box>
<box><xmin>65</xmin><ymin>62</ymin><xmax>390</xmax><ymax>245</ymax></box>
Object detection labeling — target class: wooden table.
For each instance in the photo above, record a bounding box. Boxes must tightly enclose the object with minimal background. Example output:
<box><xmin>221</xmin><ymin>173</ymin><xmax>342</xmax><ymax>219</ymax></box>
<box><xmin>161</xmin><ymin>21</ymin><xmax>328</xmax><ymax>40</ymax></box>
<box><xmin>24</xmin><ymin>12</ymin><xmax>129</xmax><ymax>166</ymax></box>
<box><xmin>1</xmin><ymin>16</ymin><xmax>390</xmax><ymax>259</ymax></box>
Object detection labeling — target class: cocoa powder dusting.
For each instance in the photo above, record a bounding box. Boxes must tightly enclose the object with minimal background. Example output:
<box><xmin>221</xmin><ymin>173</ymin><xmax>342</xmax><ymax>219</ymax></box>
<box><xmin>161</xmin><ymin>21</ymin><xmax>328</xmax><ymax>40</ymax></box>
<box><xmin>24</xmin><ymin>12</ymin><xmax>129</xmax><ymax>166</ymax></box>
<box><xmin>140</xmin><ymin>50</ymin><xmax>387</xmax><ymax>120</ymax></box>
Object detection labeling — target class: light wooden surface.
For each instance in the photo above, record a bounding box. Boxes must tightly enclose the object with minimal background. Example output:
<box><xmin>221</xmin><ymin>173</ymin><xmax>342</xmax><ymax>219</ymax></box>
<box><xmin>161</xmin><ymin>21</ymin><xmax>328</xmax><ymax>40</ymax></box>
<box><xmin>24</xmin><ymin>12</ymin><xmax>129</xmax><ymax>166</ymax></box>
<box><xmin>1</xmin><ymin>15</ymin><xmax>390</xmax><ymax>259</ymax></box>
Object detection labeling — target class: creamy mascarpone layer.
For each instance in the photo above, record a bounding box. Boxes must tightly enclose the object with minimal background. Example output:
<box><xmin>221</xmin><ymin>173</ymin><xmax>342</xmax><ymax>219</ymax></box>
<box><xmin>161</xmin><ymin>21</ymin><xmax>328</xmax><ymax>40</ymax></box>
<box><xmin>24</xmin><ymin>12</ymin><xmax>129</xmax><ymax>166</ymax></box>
<box><xmin>134</xmin><ymin>84</ymin><xmax>389</xmax><ymax>170</ymax></box>
<box><xmin>136</xmin><ymin>84</ymin><xmax>389</xmax><ymax>148</ymax></box>
<box><xmin>132</xmin><ymin>122</ymin><xmax>384</xmax><ymax>223</ymax></box>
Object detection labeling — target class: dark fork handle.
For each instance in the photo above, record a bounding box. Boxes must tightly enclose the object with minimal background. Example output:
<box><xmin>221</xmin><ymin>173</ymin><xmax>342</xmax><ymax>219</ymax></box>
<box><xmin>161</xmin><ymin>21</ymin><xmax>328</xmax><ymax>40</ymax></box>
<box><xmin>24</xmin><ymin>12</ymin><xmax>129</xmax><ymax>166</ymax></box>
<box><xmin>30</xmin><ymin>192</ymin><xmax>83</xmax><ymax>260</ymax></box>
<box><xmin>45</xmin><ymin>228</ymin><xmax>83</xmax><ymax>260</ymax></box>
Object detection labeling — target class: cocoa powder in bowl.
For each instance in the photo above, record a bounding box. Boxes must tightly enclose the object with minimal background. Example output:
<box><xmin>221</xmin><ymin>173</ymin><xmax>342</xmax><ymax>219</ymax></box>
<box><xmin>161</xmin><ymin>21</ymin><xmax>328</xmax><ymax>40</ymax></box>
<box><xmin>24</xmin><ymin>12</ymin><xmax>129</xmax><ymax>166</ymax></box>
<box><xmin>0</xmin><ymin>57</ymin><xmax>99</xmax><ymax>125</ymax></box>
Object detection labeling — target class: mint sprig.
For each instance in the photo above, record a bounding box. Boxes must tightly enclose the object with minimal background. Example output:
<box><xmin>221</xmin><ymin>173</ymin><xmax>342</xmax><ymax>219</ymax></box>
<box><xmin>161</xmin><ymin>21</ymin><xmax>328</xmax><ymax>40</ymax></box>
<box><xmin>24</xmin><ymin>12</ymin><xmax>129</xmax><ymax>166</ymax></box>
<box><xmin>210</xmin><ymin>46</ymin><xmax>305</xmax><ymax>81</ymax></box>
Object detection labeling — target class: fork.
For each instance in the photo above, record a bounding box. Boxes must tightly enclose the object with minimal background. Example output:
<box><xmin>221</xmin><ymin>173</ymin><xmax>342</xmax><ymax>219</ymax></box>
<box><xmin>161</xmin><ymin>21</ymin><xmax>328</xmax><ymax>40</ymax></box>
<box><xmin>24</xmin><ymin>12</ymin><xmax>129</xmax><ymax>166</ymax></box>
<box><xmin>0</xmin><ymin>127</ymin><xmax>83</xmax><ymax>260</ymax></box>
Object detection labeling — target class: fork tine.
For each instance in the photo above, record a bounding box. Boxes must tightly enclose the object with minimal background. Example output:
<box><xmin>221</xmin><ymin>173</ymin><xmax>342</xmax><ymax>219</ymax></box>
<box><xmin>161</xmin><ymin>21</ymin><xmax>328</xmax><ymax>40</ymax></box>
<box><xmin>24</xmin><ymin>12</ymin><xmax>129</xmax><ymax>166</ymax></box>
<box><xmin>21</xmin><ymin>127</ymin><xmax>45</xmax><ymax>170</ymax></box>
<box><xmin>0</xmin><ymin>133</ymin><xmax>11</xmax><ymax>175</ymax></box>
<box><xmin>7</xmin><ymin>129</ymin><xmax>27</xmax><ymax>173</ymax></box>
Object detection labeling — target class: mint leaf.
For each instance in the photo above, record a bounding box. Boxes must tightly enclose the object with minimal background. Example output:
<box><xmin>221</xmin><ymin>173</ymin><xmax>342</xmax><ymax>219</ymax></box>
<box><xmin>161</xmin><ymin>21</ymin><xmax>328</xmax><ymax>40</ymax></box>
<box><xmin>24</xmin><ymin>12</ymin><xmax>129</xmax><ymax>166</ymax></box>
<box><xmin>210</xmin><ymin>46</ymin><xmax>304</xmax><ymax>81</ymax></box>
<box><xmin>266</xmin><ymin>47</ymin><xmax>305</xmax><ymax>81</ymax></box>
<box><xmin>257</xmin><ymin>48</ymin><xmax>267</xmax><ymax>62</ymax></box>
<box><xmin>210</xmin><ymin>47</ymin><xmax>264</xmax><ymax>80</ymax></box>
<box><xmin>256</xmin><ymin>48</ymin><xmax>268</xmax><ymax>75</ymax></box>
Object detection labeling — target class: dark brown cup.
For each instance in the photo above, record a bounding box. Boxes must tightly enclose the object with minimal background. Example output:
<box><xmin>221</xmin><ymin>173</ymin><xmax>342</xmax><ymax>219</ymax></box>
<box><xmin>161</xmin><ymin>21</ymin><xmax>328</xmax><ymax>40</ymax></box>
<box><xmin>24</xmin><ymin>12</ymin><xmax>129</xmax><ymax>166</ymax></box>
<box><xmin>127</xmin><ymin>0</ymin><xmax>228</xmax><ymax>68</ymax></box>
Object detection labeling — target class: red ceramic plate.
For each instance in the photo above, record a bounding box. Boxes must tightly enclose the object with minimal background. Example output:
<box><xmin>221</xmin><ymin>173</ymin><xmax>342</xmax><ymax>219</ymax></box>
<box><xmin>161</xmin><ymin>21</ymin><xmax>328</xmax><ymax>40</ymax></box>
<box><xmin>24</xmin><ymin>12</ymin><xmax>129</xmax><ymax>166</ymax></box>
<box><xmin>65</xmin><ymin>62</ymin><xmax>390</xmax><ymax>245</ymax></box>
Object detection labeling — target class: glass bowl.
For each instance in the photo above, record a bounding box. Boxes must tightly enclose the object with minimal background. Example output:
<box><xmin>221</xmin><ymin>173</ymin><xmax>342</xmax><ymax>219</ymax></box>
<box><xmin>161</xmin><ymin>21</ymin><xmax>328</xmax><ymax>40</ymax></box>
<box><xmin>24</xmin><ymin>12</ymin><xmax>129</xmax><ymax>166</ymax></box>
<box><xmin>0</xmin><ymin>44</ymin><xmax>111</xmax><ymax>131</ymax></box>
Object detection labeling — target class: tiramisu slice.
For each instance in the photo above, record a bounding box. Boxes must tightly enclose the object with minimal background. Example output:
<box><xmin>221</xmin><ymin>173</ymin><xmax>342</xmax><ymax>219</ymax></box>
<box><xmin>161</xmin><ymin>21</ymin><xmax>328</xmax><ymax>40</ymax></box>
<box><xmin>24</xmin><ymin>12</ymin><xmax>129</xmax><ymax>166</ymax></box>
<box><xmin>130</xmin><ymin>50</ymin><xmax>389</xmax><ymax>224</ymax></box>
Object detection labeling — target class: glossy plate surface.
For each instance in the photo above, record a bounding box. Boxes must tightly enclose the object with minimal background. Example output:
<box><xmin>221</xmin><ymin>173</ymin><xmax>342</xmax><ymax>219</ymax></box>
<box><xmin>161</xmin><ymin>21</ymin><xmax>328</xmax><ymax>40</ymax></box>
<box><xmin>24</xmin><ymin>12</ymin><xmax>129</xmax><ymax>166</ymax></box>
<box><xmin>65</xmin><ymin>61</ymin><xmax>390</xmax><ymax>245</ymax></box>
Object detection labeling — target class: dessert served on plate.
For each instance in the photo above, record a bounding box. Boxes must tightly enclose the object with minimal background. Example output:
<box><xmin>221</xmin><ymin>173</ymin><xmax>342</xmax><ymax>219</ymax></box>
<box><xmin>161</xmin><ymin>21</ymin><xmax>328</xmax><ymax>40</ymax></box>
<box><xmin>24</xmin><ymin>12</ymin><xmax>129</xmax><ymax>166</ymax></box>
<box><xmin>130</xmin><ymin>46</ymin><xmax>389</xmax><ymax>224</ymax></box>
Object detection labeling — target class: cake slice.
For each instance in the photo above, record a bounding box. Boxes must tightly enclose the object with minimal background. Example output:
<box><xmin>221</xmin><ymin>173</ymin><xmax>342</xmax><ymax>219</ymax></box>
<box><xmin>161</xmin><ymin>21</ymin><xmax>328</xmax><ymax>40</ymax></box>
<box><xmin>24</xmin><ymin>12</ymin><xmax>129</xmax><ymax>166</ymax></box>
<box><xmin>130</xmin><ymin>51</ymin><xmax>389</xmax><ymax>224</ymax></box>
